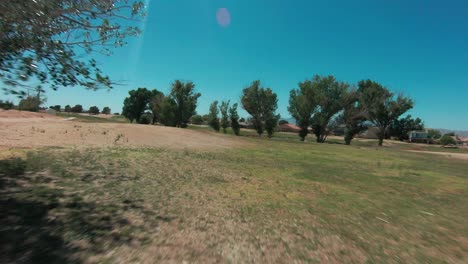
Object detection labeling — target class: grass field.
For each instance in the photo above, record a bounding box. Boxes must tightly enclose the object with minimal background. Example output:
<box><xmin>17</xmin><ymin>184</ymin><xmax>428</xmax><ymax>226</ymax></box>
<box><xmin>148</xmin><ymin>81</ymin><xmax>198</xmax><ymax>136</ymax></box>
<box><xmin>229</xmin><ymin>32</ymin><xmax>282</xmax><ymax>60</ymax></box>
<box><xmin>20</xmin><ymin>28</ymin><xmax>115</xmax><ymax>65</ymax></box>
<box><xmin>1</xmin><ymin>132</ymin><xmax>467</xmax><ymax>263</ymax></box>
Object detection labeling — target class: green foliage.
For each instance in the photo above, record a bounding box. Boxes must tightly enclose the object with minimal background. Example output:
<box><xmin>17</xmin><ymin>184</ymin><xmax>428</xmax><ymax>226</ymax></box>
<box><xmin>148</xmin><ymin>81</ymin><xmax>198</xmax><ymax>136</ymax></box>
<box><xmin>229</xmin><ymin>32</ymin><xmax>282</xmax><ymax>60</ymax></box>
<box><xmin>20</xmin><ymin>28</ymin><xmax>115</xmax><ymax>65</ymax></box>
<box><xmin>159</xmin><ymin>97</ymin><xmax>178</xmax><ymax>127</ymax></box>
<box><xmin>427</xmin><ymin>129</ymin><xmax>442</xmax><ymax>139</ymax></box>
<box><xmin>49</xmin><ymin>105</ymin><xmax>61</xmax><ymax>112</ymax></box>
<box><xmin>220</xmin><ymin>100</ymin><xmax>230</xmax><ymax>133</ymax></box>
<box><xmin>229</xmin><ymin>103</ymin><xmax>241</xmax><ymax>136</ymax></box>
<box><xmin>0</xmin><ymin>100</ymin><xmax>14</xmax><ymax>110</ymax></box>
<box><xmin>122</xmin><ymin>88</ymin><xmax>152</xmax><ymax>123</ymax></box>
<box><xmin>18</xmin><ymin>96</ymin><xmax>41</xmax><ymax>112</ymax></box>
<box><xmin>358</xmin><ymin>80</ymin><xmax>414</xmax><ymax>146</ymax></box>
<box><xmin>71</xmin><ymin>104</ymin><xmax>83</xmax><ymax>113</ymax></box>
<box><xmin>288</xmin><ymin>78</ymin><xmax>319</xmax><ymax>141</ymax></box>
<box><xmin>339</xmin><ymin>90</ymin><xmax>368</xmax><ymax>145</ymax></box>
<box><xmin>191</xmin><ymin>115</ymin><xmax>204</xmax><ymax>125</ymax></box>
<box><xmin>1</xmin><ymin>1</ymin><xmax>145</xmax><ymax>95</ymax></box>
<box><xmin>306</xmin><ymin>75</ymin><xmax>350</xmax><ymax>143</ymax></box>
<box><xmin>239</xmin><ymin>117</ymin><xmax>246</xmax><ymax>123</ymax></box>
<box><xmin>139</xmin><ymin>113</ymin><xmax>153</xmax><ymax>125</ymax></box>
<box><xmin>88</xmin><ymin>106</ymin><xmax>100</xmax><ymax>115</ymax></box>
<box><xmin>208</xmin><ymin>101</ymin><xmax>220</xmax><ymax>132</ymax></box>
<box><xmin>149</xmin><ymin>90</ymin><xmax>164</xmax><ymax>124</ymax></box>
<box><xmin>168</xmin><ymin>80</ymin><xmax>201</xmax><ymax>128</ymax></box>
<box><xmin>64</xmin><ymin>105</ymin><xmax>71</xmax><ymax>113</ymax></box>
<box><xmin>241</xmin><ymin>80</ymin><xmax>279</xmax><ymax>137</ymax></box>
<box><xmin>278</xmin><ymin>120</ymin><xmax>289</xmax><ymax>125</ymax></box>
<box><xmin>388</xmin><ymin>115</ymin><xmax>424</xmax><ymax>141</ymax></box>
<box><xmin>440</xmin><ymin>134</ymin><xmax>456</xmax><ymax>145</ymax></box>
<box><xmin>101</xmin><ymin>106</ymin><xmax>111</xmax><ymax>115</ymax></box>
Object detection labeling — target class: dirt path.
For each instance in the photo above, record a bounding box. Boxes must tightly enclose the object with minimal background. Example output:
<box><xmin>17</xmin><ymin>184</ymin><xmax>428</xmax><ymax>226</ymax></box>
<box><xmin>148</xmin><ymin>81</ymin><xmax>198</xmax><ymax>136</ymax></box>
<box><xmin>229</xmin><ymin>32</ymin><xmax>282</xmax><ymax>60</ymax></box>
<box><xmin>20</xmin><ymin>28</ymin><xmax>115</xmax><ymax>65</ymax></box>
<box><xmin>0</xmin><ymin>110</ymin><xmax>247</xmax><ymax>150</ymax></box>
<box><xmin>406</xmin><ymin>150</ymin><xmax>468</xmax><ymax>161</ymax></box>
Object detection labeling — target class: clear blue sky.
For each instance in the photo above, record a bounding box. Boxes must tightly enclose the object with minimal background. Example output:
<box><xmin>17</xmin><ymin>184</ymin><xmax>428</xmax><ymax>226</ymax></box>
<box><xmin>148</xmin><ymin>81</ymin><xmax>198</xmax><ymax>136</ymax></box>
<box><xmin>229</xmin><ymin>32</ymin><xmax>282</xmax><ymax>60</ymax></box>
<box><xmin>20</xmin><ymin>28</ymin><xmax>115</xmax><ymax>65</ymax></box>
<box><xmin>14</xmin><ymin>0</ymin><xmax>468</xmax><ymax>129</ymax></box>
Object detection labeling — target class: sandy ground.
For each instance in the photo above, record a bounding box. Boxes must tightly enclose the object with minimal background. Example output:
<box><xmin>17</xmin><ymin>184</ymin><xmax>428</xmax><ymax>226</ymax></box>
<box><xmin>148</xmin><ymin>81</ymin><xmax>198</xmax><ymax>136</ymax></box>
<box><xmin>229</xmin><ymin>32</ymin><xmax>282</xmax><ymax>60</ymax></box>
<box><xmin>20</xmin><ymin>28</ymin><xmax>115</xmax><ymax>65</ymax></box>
<box><xmin>0</xmin><ymin>110</ymin><xmax>246</xmax><ymax>150</ymax></box>
<box><xmin>406</xmin><ymin>150</ymin><xmax>468</xmax><ymax>161</ymax></box>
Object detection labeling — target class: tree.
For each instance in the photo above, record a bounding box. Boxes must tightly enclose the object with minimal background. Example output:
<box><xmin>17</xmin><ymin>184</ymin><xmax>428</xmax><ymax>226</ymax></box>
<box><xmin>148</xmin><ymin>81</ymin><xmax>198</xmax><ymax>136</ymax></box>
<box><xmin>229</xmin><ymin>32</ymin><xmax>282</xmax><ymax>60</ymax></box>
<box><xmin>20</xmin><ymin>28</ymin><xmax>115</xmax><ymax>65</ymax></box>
<box><xmin>229</xmin><ymin>103</ymin><xmax>241</xmax><ymax>136</ymax></box>
<box><xmin>220</xmin><ymin>100</ymin><xmax>230</xmax><ymax>133</ymax></box>
<box><xmin>279</xmin><ymin>120</ymin><xmax>289</xmax><ymax>125</ymax></box>
<box><xmin>18</xmin><ymin>96</ymin><xmax>41</xmax><ymax>112</ymax></box>
<box><xmin>307</xmin><ymin>75</ymin><xmax>350</xmax><ymax>143</ymax></box>
<box><xmin>71</xmin><ymin>104</ymin><xmax>83</xmax><ymax>113</ymax></box>
<box><xmin>208</xmin><ymin>101</ymin><xmax>220</xmax><ymax>132</ymax></box>
<box><xmin>428</xmin><ymin>129</ymin><xmax>442</xmax><ymax>140</ymax></box>
<box><xmin>191</xmin><ymin>114</ymin><xmax>204</xmax><ymax>125</ymax></box>
<box><xmin>241</xmin><ymin>80</ymin><xmax>279</xmax><ymax>137</ymax></box>
<box><xmin>1</xmin><ymin>1</ymin><xmax>145</xmax><ymax>96</ymax></box>
<box><xmin>64</xmin><ymin>105</ymin><xmax>71</xmax><ymax>113</ymax></box>
<box><xmin>440</xmin><ymin>134</ymin><xmax>456</xmax><ymax>145</ymax></box>
<box><xmin>139</xmin><ymin>113</ymin><xmax>153</xmax><ymax>125</ymax></box>
<box><xmin>168</xmin><ymin>80</ymin><xmax>201</xmax><ymax>128</ymax></box>
<box><xmin>122</xmin><ymin>88</ymin><xmax>152</xmax><ymax>123</ymax></box>
<box><xmin>239</xmin><ymin>117</ymin><xmax>246</xmax><ymax>123</ymax></box>
<box><xmin>288</xmin><ymin>78</ymin><xmax>318</xmax><ymax>141</ymax></box>
<box><xmin>89</xmin><ymin>106</ymin><xmax>100</xmax><ymax>115</ymax></box>
<box><xmin>339</xmin><ymin>90</ymin><xmax>368</xmax><ymax>145</ymax></box>
<box><xmin>101</xmin><ymin>106</ymin><xmax>111</xmax><ymax>115</ymax></box>
<box><xmin>49</xmin><ymin>105</ymin><xmax>61</xmax><ymax>112</ymax></box>
<box><xmin>358</xmin><ymin>80</ymin><xmax>414</xmax><ymax>146</ymax></box>
<box><xmin>388</xmin><ymin>115</ymin><xmax>424</xmax><ymax>141</ymax></box>
<box><xmin>159</xmin><ymin>97</ymin><xmax>177</xmax><ymax>127</ymax></box>
<box><xmin>0</xmin><ymin>100</ymin><xmax>14</xmax><ymax>110</ymax></box>
<box><xmin>149</xmin><ymin>89</ymin><xmax>165</xmax><ymax>124</ymax></box>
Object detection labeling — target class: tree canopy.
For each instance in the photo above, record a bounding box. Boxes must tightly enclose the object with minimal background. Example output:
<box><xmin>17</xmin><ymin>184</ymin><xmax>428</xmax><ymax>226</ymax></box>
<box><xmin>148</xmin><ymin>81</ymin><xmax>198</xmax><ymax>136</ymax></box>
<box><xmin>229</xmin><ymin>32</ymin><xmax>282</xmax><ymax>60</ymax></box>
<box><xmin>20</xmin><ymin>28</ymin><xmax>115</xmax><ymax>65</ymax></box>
<box><xmin>288</xmin><ymin>79</ymin><xmax>318</xmax><ymax>141</ymax></box>
<box><xmin>208</xmin><ymin>101</ymin><xmax>220</xmax><ymax>132</ymax></box>
<box><xmin>241</xmin><ymin>80</ymin><xmax>279</xmax><ymax>137</ymax></box>
<box><xmin>1</xmin><ymin>1</ymin><xmax>145</xmax><ymax>96</ymax></box>
<box><xmin>358</xmin><ymin>80</ymin><xmax>414</xmax><ymax>146</ymax></box>
<box><xmin>168</xmin><ymin>80</ymin><xmax>201</xmax><ymax>128</ymax></box>
<box><xmin>220</xmin><ymin>100</ymin><xmax>230</xmax><ymax>133</ymax></box>
<box><xmin>122</xmin><ymin>88</ymin><xmax>152</xmax><ymax>123</ymax></box>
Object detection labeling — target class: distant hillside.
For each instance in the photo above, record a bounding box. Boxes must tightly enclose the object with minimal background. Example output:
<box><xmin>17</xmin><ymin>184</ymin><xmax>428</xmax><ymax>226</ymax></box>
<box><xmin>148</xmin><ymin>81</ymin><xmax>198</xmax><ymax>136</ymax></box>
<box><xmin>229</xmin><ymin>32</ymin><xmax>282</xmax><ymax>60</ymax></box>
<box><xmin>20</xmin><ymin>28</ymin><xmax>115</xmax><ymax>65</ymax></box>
<box><xmin>435</xmin><ymin>129</ymin><xmax>468</xmax><ymax>137</ymax></box>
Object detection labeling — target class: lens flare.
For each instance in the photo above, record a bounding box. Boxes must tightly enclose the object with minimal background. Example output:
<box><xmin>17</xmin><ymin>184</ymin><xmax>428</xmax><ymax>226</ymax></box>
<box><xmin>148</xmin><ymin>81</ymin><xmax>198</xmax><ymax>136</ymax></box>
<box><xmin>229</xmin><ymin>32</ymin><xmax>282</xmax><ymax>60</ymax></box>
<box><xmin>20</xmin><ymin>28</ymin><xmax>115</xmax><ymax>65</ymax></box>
<box><xmin>216</xmin><ymin>8</ymin><xmax>231</xmax><ymax>27</ymax></box>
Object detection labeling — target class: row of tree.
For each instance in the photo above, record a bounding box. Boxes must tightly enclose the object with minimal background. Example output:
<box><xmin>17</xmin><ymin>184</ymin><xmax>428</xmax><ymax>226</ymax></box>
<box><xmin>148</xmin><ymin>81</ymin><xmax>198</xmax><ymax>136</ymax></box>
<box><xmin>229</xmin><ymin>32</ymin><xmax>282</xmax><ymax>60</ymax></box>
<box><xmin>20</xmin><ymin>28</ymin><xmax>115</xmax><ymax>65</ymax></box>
<box><xmin>122</xmin><ymin>80</ymin><xmax>201</xmax><ymax>127</ymax></box>
<box><xmin>54</xmin><ymin>105</ymin><xmax>112</xmax><ymax>115</ymax></box>
<box><xmin>207</xmin><ymin>101</ymin><xmax>241</xmax><ymax>135</ymax></box>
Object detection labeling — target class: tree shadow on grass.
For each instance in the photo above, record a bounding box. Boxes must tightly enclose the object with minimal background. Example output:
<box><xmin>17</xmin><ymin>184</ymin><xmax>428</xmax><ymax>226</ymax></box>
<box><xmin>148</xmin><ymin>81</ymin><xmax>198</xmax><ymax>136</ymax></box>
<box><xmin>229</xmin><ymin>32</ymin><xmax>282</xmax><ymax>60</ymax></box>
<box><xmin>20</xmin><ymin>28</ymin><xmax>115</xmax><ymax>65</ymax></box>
<box><xmin>0</xmin><ymin>157</ymin><xmax>160</xmax><ymax>263</ymax></box>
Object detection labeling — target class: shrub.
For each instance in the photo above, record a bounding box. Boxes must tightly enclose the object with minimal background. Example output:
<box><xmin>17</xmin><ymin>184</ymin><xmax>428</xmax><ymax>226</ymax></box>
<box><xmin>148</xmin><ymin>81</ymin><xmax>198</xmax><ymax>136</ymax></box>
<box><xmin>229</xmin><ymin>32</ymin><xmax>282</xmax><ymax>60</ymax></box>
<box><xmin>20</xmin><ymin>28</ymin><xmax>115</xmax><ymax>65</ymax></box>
<box><xmin>88</xmin><ymin>106</ymin><xmax>100</xmax><ymax>115</ymax></box>
<box><xmin>71</xmin><ymin>104</ymin><xmax>83</xmax><ymax>113</ymax></box>
<box><xmin>440</xmin><ymin>134</ymin><xmax>456</xmax><ymax>145</ymax></box>
<box><xmin>18</xmin><ymin>96</ymin><xmax>41</xmax><ymax>112</ymax></box>
<box><xmin>0</xmin><ymin>100</ymin><xmax>14</xmax><ymax>110</ymax></box>
<box><xmin>101</xmin><ymin>106</ymin><xmax>111</xmax><ymax>115</ymax></box>
<box><xmin>191</xmin><ymin>114</ymin><xmax>204</xmax><ymax>125</ymax></box>
<box><xmin>139</xmin><ymin>113</ymin><xmax>153</xmax><ymax>124</ymax></box>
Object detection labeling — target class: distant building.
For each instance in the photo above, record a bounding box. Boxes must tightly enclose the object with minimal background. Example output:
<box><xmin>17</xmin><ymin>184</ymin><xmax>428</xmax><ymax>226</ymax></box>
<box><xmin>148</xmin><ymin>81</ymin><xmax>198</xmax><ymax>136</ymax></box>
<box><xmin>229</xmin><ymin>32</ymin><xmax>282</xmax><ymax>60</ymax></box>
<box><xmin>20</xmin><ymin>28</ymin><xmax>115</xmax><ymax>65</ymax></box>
<box><xmin>278</xmin><ymin>123</ymin><xmax>301</xmax><ymax>133</ymax></box>
<box><xmin>409</xmin><ymin>130</ymin><xmax>429</xmax><ymax>143</ymax></box>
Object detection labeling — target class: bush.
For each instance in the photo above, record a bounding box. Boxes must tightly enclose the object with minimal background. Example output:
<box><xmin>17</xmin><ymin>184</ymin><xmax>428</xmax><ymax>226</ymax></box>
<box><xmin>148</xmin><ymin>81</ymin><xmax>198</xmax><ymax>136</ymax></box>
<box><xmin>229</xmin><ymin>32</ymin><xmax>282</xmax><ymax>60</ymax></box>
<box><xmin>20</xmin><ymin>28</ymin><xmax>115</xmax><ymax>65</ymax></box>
<box><xmin>113</xmin><ymin>112</ymin><xmax>120</xmax><ymax>115</ymax></box>
<box><xmin>440</xmin><ymin>134</ymin><xmax>456</xmax><ymax>145</ymax></box>
<box><xmin>71</xmin><ymin>104</ymin><xmax>83</xmax><ymax>113</ymax></box>
<box><xmin>49</xmin><ymin>105</ymin><xmax>61</xmax><ymax>111</ymax></box>
<box><xmin>88</xmin><ymin>106</ymin><xmax>100</xmax><ymax>115</ymax></box>
<box><xmin>18</xmin><ymin>96</ymin><xmax>41</xmax><ymax>112</ymax></box>
<box><xmin>279</xmin><ymin>120</ymin><xmax>289</xmax><ymax>125</ymax></box>
<box><xmin>191</xmin><ymin>114</ymin><xmax>204</xmax><ymax>125</ymax></box>
<box><xmin>139</xmin><ymin>113</ymin><xmax>153</xmax><ymax>124</ymax></box>
<box><xmin>101</xmin><ymin>106</ymin><xmax>111</xmax><ymax>115</ymax></box>
<box><xmin>0</xmin><ymin>100</ymin><xmax>14</xmax><ymax>110</ymax></box>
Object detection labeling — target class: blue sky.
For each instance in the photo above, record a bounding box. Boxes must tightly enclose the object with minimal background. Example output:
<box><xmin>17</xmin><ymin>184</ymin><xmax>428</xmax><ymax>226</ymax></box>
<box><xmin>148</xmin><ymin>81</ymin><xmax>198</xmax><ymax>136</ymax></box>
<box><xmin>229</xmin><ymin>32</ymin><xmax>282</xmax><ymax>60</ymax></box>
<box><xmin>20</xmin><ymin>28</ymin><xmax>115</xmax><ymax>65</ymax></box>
<box><xmin>7</xmin><ymin>0</ymin><xmax>468</xmax><ymax>130</ymax></box>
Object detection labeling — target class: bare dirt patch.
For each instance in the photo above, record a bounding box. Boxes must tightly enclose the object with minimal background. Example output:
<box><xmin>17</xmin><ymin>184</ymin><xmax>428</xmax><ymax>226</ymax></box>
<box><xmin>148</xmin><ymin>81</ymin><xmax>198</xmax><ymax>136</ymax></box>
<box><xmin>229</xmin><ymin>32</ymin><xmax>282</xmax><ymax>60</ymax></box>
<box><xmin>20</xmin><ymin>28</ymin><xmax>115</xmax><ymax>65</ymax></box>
<box><xmin>0</xmin><ymin>110</ymin><xmax>246</xmax><ymax>150</ymax></box>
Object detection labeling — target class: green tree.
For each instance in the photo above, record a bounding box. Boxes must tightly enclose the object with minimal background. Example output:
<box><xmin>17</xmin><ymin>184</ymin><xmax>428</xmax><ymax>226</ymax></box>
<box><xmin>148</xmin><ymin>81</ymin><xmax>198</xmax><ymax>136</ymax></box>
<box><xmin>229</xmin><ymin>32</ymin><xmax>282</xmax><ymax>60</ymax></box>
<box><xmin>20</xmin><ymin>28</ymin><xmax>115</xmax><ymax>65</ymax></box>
<box><xmin>0</xmin><ymin>100</ymin><xmax>14</xmax><ymax>110</ymax></box>
<box><xmin>208</xmin><ymin>101</ymin><xmax>220</xmax><ymax>132</ymax></box>
<box><xmin>64</xmin><ymin>105</ymin><xmax>71</xmax><ymax>113</ymax></box>
<box><xmin>101</xmin><ymin>106</ymin><xmax>111</xmax><ymax>115</ymax></box>
<box><xmin>168</xmin><ymin>80</ymin><xmax>201</xmax><ymax>128</ymax></box>
<box><xmin>71</xmin><ymin>104</ymin><xmax>83</xmax><ymax>113</ymax></box>
<box><xmin>191</xmin><ymin>114</ymin><xmax>204</xmax><ymax>125</ymax></box>
<box><xmin>241</xmin><ymin>80</ymin><xmax>279</xmax><ymax>137</ymax></box>
<box><xmin>139</xmin><ymin>113</ymin><xmax>153</xmax><ymax>125</ymax></box>
<box><xmin>159</xmin><ymin>97</ymin><xmax>177</xmax><ymax>127</ymax></box>
<box><xmin>308</xmin><ymin>75</ymin><xmax>350</xmax><ymax>143</ymax></box>
<box><xmin>220</xmin><ymin>100</ymin><xmax>230</xmax><ymax>133</ymax></box>
<box><xmin>1</xmin><ymin>1</ymin><xmax>145</xmax><ymax>96</ymax></box>
<box><xmin>440</xmin><ymin>134</ymin><xmax>456</xmax><ymax>145</ymax></box>
<box><xmin>288</xmin><ymin>79</ymin><xmax>318</xmax><ymax>141</ymax></box>
<box><xmin>229</xmin><ymin>103</ymin><xmax>241</xmax><ymax>136</ymax></box>
<box><xmin>339</xmin><ymin>90</ymin><xmax>368</xmax><ymax>145</ymax></box>
<box><xmin>358</xmin><ymin>80</ymin><xmax>414</xmax><ymax>146</ymax></box>
<box><xmin>388</xmin><ymin>115</ymin><xmax>424</xmax><ymax>141</ymax></box>
<box><xmin>149</xmin><ymin>89</ymin><xmax>165</xmax><ymax>124</ymax></box>
<box><xmin>122</xmin><ymin>88</ymin><xmax>152</xmax><ymax>123</ymax></box>
<box><xmin>49</xmin><ymin>105</ymin><xmax>61</xmax><ymax>112</ymax></box>
<box><xmin>18</xmin><ymin>96</ymin><xmax>41</xmax><ymax>112</ymax></box>
<box><xmin>89</xmin><ymin>106</ymin><xmax>100</xmax><ymax>115</ymax></box>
